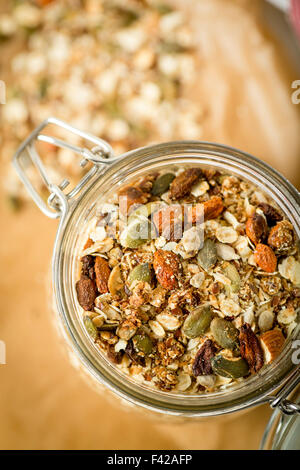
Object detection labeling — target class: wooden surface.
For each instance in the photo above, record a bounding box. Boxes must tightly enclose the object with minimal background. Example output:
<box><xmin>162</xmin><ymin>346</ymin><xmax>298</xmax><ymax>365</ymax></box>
<box><xmin>0</xmin><ymin>0</ymin><xmax>299</xmax><ymax>450</ymax></box>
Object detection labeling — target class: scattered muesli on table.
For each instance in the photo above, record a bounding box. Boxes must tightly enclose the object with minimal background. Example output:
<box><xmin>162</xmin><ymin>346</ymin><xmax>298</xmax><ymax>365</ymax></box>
<box><xmin>1</xmin><ymin>0</ymin><xmax>201</xmax><ymax>208</ymax></box>
<box><xmin>75</xmin><ymin>167</ymin><xmax>300</xmax><ymax>393</ymax></box>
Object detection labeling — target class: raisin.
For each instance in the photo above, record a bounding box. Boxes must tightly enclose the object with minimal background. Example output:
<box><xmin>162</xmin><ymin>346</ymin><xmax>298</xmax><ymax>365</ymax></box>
<box><xmin>169</xmin><ymin>168</ymin><xmax>202</xmax><ymax>200</ymax></box>
<box><xmin>81</xmin><ymin>255</ymin><xmax>95</xmax><ymax>280</ymax></box>
<box><xmin>192</xmin><ymin>339</ymin><xmax>217</xmax><ymax>376</ymax></box>
<box><xmin>239</xmin><ymin>323</ymin><xmax>264</xmax><ymax>373</ymax></box>
<box><xmin>76</xmin><ymin>275</ymin><xmax>97</xmax><ymax>311</ymax></box>
<box><xmin>258</xmin><ymin>203</ymin><xmax>282</xmax><ymax>226</ymax></box>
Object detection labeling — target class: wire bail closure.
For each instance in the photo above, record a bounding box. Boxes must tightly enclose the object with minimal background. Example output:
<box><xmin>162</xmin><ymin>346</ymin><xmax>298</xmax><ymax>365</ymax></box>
<box><xmin>13</xmin><ymin>117</ymin><xmax>117</xmax><ymax>219</ymax></box>
<box><xmin>268</xmin><ymin>367</ymin><xmax>300</xmax><ymax>415</ymax></box>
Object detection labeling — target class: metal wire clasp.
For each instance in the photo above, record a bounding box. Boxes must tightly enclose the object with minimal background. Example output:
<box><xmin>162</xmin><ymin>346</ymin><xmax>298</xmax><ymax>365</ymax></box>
<box><xmin>268</xmin><ymin>367</ymin><xmax>300</xmax><ymax>415</ymax></box>
<box><xmin>13</xmin><ymin>117</ymin><xmax>119</xmax><ymax>219</ymax></box>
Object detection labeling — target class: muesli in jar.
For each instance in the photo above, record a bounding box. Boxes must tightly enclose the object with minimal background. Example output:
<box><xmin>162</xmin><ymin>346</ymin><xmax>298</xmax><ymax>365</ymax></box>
<box><xmin>75</xmin><ymin>167</ymin><xmax>300</xmax><ymax>393</ymax></box>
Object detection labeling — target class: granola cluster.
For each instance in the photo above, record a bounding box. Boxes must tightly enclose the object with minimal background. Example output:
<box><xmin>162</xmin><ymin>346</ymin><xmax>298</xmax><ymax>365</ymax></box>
<box><xmin>76</xmin><ymin>168</ymin><xmax>300</xmax><ymax>393</ymax></box>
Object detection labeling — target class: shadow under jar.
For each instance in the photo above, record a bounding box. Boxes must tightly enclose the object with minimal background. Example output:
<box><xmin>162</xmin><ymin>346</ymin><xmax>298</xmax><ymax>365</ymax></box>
<box><xmin>13</xmin><ymin>117</ymin><xmax>300</xmax><ymax>419</ymax></box>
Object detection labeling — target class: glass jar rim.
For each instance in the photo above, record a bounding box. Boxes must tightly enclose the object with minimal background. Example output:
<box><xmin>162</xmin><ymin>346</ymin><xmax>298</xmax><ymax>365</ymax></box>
<box><xmin>52</xmin><ymin>140</ymin><xmax>300</xmax><ymax>417</ymax></box>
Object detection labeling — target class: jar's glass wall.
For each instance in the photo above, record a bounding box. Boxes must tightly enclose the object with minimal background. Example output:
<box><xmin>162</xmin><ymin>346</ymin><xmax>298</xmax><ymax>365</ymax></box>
<box><xmin>52</xmin><ymin>142</ymin><xmax>300</xmax><ymax>417</ymax></box>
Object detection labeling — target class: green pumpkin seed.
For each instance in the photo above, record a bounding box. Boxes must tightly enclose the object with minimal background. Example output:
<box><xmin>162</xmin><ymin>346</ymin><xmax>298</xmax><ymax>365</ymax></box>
<box><xmin>211</xmin><ymin>354</ymin><xmax>249</xmax><ymax>378</ymax></box>
<box><xmin>133</xmin><ymin>333</ymin><xmax>153</xmax><ymax>355</ymax></box>
<box><xmin>152</xmin><ymin>173</ymin><xmax>175</xmax><ymax>196</ymax></box>
<box><xmin>223</xmin><ymin>262</ymin><xmax>241</xmax><ymax>293</ymax></box>
<box><xmin>120</xmin><ymin>218</ymin><xmax>152</xmax><ymax>248</ymax></box>
<box><xmin>83</xmin><ymin>315</ymin><xmax>98</xmax><ymax>341</ymax></box>
<box><xmin>182</xmin><ymin>305</ymin><xmax>213</xmax><ymax>338</ymax></box>
<box><xmin>128</xmin><ymin>263</ymin><xmax>153</xmax><ymax>285</ymax></box>
<box><xmin>108</xmin><ymin>265</ymin><xmax>124</xmax><ymax>297</ymax></box>
<box><xmin>98</xmin><ymin>321</ymin><xmax>119</xmax><ymax>331</ymax></box>
<box><xmin>210</xmin><ymin>317</ymin><xmax>239</xmax><ymax>350</ymax></box>
<box><xmin>197</xmin><ymin>239</ymin><xmax>217</xmax><ymax>271</ymax></box>
<box><xmin>128</xmin><ymin>201</ymin><xmax>165</xmax><ymax>224</ymax></box>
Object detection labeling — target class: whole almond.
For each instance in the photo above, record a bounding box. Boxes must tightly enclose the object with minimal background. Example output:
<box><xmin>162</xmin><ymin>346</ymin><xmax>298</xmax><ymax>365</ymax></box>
<box><xmin>245</xmin><ymin>213</ymin><xmax>267</xmax><ymax>245</ymax></box>
<box><xmin>260</xmin><ymin>329</ymin><xmax>285</xmax><ymax>363</ymax></box>
<box><xmin>203</xmin><ymin>196</ymin><xmax>224</xmax><ymax>220</ymax></box>
<box><xmin>152</xmin><ymin>205</ymin><xmax>183</xmax><ymax>241</ymax></box>
<box><xmin>95</xmin><ymin>256</ymin><xmax>111</xmax><ymax>294</ymax></box>
<box><xmin>188</xmin><ymin>196</ymin><xmax>224</xmax><ymax>224</ymax></box>
<box><xmin>153</xmin><ymin>249</ymin><xmax>181</xmax><ymax>290</ymax></box>
<box><xmin>254</xmin><ymin>243</ymin><xmax>277</xmax><ymax>273</ymax></box>
<box><xmin>169</xmin><ymin>168</ymin><xmax>202</xmax><ymax>200</ymax></box>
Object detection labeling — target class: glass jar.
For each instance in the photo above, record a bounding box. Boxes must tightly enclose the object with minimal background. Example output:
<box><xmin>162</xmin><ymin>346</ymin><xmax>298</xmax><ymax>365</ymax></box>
<box><xmin>13</xmin><ymin>117</ymin><xmax>300</xmax><ymax>419</ymax></box>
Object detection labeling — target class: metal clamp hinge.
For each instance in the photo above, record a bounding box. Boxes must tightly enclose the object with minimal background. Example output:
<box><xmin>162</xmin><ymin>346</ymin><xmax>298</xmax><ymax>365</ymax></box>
<box><xmin>268</xmin><ymin>367</ymin><xmax>300</xmax><ymax>415</ymax></box>
<box><xmin>13</xmin><ymin>117</ymin><xmax>119</xmax><ymax>219</ymax></box>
